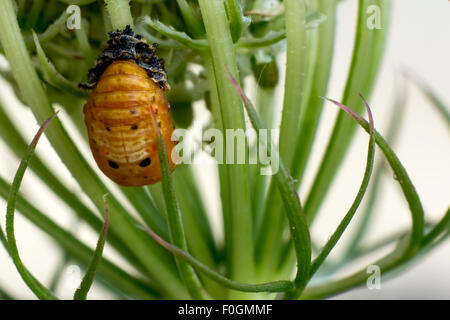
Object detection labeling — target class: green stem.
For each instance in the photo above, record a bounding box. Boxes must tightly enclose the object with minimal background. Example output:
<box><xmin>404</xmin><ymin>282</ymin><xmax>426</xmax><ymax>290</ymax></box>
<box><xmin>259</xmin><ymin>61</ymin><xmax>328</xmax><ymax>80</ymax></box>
<box><xmin>279</xmin><ymin>0</ymin><xmax>307</xmax><ymax>168</ymax></box>
<box><xmin>104</xmin><ymin>0</ymin><xmax>134</xmax><ymax>29</ymax></box>
<box><xmin>0</xmin><ymin>177</ymin><xmax>160</xmax><ymax>299</ymax></box>
<box><xmin>143</xmin><ymin>227</ymin><xmax>294</xmax><ymax>293</ymax></box>
<box><xmin>201</xmin><ymin>52</ymin><xmax>233</xmax><ymax>297</ymax></box>
<box><xmin>199</xmin><ymin>0</ymin><xmax>255</xmax><ymax>299</ymax></box>
<box><xmin>304</xmin><ymin>0</ymin><xmax>391</xmax><ymax>225</ymax></box>
<box><xmin>254</xmin><ymin>0</ymin><xmax>310</xmax><ymax>280</ymax></box>
<box><xmin>291</xmin><ymin>0</ymin><xmax>337</xmax><ymax>185</ymax></box>
<box><xmin>228</xmin><ymin>73</ymin><xmax>311</xmax><ymax>293</ymax></box>
<box><xmin>5</xmin><ymin>114</ymin><xmax>59</xmax><ymax>300</ymax></box>
<box><xmin>74</xmin><ymin>204</ymin><xmax>109</xmax><ymax>300</ymax></box>
<box><xmin>307</xmin><ymin>99</ymin><xmax>375</xmax><ymax>280</ymax></box>
<box><xmin>152</xmin><ymin>112</ymin><xmax>206</xmax><ymax>299</ymax></box>
<box><xmin>345</xmin><ymin>78</ymin><xmax>408</xmax><ymax>256</ymax></box>
<box><xmin>176</xmin><ymin>0</ymin><xmax>204</xmax><ymax>37</ymax></box>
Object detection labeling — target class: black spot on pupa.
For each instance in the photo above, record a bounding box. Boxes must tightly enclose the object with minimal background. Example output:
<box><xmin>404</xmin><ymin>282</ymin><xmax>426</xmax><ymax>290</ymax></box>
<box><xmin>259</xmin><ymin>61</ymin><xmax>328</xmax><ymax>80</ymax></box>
<box><xmin>106</xmin><ymin>126</ymin><xmax>111</xmax><ymax>131</ymax></box>
<box><xmin>131</xmin><ymin>124</ymin><xmax>138</xmax><ymax>130</ymax></box>
<box><xmin>130</xmin><ymin>109</ymin><xmax>137</xmax><ymax>115</ymax></box>
<box><xmin>139</xmin><ymin>158</ymin><xmax>151</xmax><ymax>167</ymax></box>
<box><xmin>108</xmin><ymin>160</ymin><xmax>119</xmax><ymax>169</ymax></box>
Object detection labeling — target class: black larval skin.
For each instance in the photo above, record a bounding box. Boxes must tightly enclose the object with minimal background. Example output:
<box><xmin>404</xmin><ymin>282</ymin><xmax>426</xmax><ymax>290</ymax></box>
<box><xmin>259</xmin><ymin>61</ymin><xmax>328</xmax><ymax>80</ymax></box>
<box><xmin>79</xmin><ymin>25</ymin><xmax>169</xmax><ymax>91</ymax></box>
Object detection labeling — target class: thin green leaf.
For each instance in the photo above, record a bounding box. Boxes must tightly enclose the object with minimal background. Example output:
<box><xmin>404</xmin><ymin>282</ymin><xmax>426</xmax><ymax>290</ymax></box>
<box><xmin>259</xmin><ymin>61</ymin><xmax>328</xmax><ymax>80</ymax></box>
<box><xmin>227</xmin><ymin>71</ymin><xmax>311</xmax><ymax>290</ymax></box>
<box><xmin>324</xmin><ymin>96</ymin><xmax>425</xmax><ymax>256</ymax></box>
<box><xmin>304</xmin><ymin>0</ymin><xmax>391</xmax><ymax>224</ymax></box>
<box><xmin>198</xmin><ymin>0</ymin><xmax>255</xmax><ymax>298</ymax></box>
<box><xmin>254</xmin><ymin>0</ymin><xmax>308</xmax><ymax>281</ymax></box>
<box><xmin>150</xmin><ymin>110</ymin><xmax>206</xmax><ymax>300</ymax></box>
<box><xmin>345</xmin><ymin>78</ymin><xmax>408</xmax><ymax>257</ymax></box>
<box><xmin>176</xmin><ymin>0</ymin><xmax>205</xmax><ymax>37</ymax></box>
<box><xmin>236</xmin><ymin>11</ymin><xmax>327</xmax><ymax>49</ymax></box>
<box><xmin>5</xmin><ymin>113</ymin><xmax>59</xmax><ymax>300</ymax></box>
<box><xmin>25</xmin><ymin>10</ymin><xmax>69</xmax><ymax>46</ymax></box>
<box><xmin>303</xmin><ymin>218</ymin><xmax>444</xmax><ymax>300</ymax></box>
<box><xmin>308</xmin><ymin>95</ymin><xmax>376</xmax><ymax>279</ymax></box>
<box><xmin>143</xmin><ymin>17</ymin><xmax>208</xmax><ymax>50</ymax></box>
<box><xmin>291</xmin><ymin>0</ymin><xmax>337</xmax><ymax>186</ymax></box>
<box><xmin>236</xmin><ymin>30</ymin><xmax>286</xmax><ymax>49</ymax></box>
<box><xmin>0</xmin><ymin>177</ymin><xmax>160</xmax><ymax>299</ymax></box>
<box><xmin>24</xmin><ymin>0</ymin><xmax>44</xmax><ymax>30</ymax></box>
<box><xmin>73</xmin><ymin>201</ymin><xmax>110</xmax><ymax>300</ymax></box>
<box><xmin>258</xmin><ymin>1</ymin><xmax>338</xmax><ymax>280</ymax></box>
<box><xmin>32</xmin><ymin>31</ymin><xmax>87</xmax><ymax>97</ymax></box>
<box><xmin>134</xmin><ymin>26</ymin><xmax>185</xmax><ymax>49</ymax></box>
<box><xmin>141</xmin><ymin>226</ymin><xmax>294</xmax><ymax>293</ymax></box>
<box><xmin>226</xmin><ymin>0</ymin><xmax>244</xmax><ymax>43</ymax></box>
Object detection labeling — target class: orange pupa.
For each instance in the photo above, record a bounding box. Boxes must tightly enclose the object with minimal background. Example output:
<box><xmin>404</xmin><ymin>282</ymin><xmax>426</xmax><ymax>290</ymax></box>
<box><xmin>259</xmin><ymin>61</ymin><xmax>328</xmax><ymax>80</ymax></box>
<box><xmin>80</xmin><ymin>26</ymin><xmax>176</xmax><ymax>186</ymax></box>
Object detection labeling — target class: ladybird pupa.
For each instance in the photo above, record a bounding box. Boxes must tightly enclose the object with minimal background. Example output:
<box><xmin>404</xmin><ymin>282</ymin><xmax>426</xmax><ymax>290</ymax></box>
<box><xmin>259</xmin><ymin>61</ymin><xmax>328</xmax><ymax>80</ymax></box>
<box><xmin>80</xmin><ymin>26</ymin><xmax>176</xmax><ymax>186</ymax></box>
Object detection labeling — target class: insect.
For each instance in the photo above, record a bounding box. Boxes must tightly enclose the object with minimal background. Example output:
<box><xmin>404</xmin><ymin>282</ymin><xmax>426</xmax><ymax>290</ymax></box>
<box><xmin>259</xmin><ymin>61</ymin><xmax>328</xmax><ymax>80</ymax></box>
<box><xmin>80</xmin><ymin>26</ymin><xmax>176</xmax><ymax>186</ymax></box>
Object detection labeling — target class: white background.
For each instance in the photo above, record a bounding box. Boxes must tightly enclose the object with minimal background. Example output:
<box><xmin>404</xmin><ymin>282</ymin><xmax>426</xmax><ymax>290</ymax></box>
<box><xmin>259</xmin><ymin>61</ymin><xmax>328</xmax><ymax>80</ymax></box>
<box><xmin>0</xmin><ymin>0</ymin><xmax>449</xmax><ymax>299</ymax></box>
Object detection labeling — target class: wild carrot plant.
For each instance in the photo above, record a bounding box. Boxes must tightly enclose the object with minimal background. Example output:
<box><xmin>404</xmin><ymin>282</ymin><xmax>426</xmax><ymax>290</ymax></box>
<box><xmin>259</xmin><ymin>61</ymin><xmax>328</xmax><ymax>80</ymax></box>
<box><xmin>0</xmin><ymin>0</ymin><xmax>448</xmax><ymax>300</ymax></box>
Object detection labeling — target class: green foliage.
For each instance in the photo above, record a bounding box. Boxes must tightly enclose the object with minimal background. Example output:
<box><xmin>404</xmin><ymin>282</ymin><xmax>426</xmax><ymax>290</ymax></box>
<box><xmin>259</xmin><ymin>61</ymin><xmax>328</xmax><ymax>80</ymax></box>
<box><xmin>0</xmin><ymin>0</ymin><xmax>448</xmax><ymax>300</ymax></box>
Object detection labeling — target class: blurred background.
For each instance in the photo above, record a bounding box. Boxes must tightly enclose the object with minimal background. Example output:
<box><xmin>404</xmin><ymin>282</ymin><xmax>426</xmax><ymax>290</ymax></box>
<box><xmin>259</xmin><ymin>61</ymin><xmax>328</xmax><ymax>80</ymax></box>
<box><xmin>0</xmin><ymin>0</ymin><xmax>449</xmax><ymax>299</ymax></box>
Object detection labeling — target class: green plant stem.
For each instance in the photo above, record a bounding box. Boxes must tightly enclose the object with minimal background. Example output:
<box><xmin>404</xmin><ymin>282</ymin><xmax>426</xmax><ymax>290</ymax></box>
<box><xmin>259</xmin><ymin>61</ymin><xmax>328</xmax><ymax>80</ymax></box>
<box><xmin>176</xmin><ymin>0</ymin><xmax>204</xmax><ymax>37</ymax></box>
<box><xmin>0</xmin><ymin>177</ymin><xmax>160</xmax><ymax>299</ymax></box>
<box><xmin>143</xmin><ymin>227</ymin><xmax>294</xmax><ymax>293</ymax></box>
<box><xmin>302</xmin><ymin>221</ymin><xmax>445</xmax><ymax>300</ymax></box>
<box><xmin>201</xmin><ymin>52</ymin><xmax>233</xmax><ymax>297</ymax></box>
<box><xmin>251</xmin><ymin>86</ymin><xmax>277</xmax><ymax>231</ymax></box>
<box><xmin>228</xmin><ymin>72</ymin><xmax>311</xmax><ymax>294</ymax></box>
<box><xmin>24</xmin><ymin>10</ymin><xmax>69</xmax><ymax>47</ymax></box>
<box><xmin>345</xmin><ymin>78</ymin><xmax>408</xmax><ymax>257</ymax></box>
<box><xmin>152</xmin><ymin>111</ymin><xmax>206</xmax><ymax>299</ymax></box>
<box><xmin>291</xmin><ymin>0</ymin><xmax>337</xmax><ymax>185</ymax></box>
<box><xmin>225</xmin><ymin>0</ymin><xmax>244</xmax><ymax>43</ymax></box>
<box><xmin>24</xmin><ymin>0</ymin><xmax>44</xmax><ymax>30</ymax></box>
<box><xmin>325</xmin><ymin>98</ymin><xmax>425</xmax><ymax>255</ymax></box>
<box><xmin>143</xmin><ymin>17</ymin><xmax>208</xmax><ymax>50</ymax></box>
<box><xmin>5</xmin><ymin>113</ymin><xmax>59</xmax><ymax>300</ymax></box>
<box><xmin>304</xmin><ymin>0</ymin><xmax>391</xmax><ymax>225</ymax></box>
<box><xmin>199</xmin><ymin>0</ymin><xmax>255</xmax><ymax>299</ymax></box>
<box><xmin>74</xmin><ymin>203</ymin><xmax>109</xmax><ymax>300</ymax></box>
<box><xmin>254</xmin><ymin>0</ymin><xmax>309</xmax><ymax>280</ymax></box>
<box><xmin>105</xmin><ymin>0</ymin><xmax>134</xmax><ymax>29</ymax></box>
<box><xmin>279</xmin><ymin>0</ymin><xmax>307</xmax><ymax>168</ymax></box>
<box><xmin>307</xmin><ymin>98</ymin><xmax>375</xmax><ymax>281</ymax></box>
<box><xmin>0</xmin><ymin>0</ymin><xmax>187</xmax><ymax>299</ymax></box>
